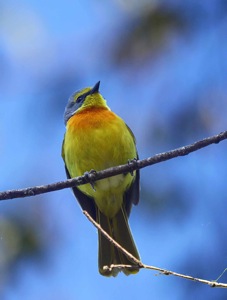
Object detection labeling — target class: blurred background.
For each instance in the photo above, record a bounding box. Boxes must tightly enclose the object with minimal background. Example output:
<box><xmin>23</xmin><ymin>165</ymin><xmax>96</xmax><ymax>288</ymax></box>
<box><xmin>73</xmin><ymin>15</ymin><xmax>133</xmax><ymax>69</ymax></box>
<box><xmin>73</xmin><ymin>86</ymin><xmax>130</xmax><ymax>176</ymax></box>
<box><xmin>0</xmin><ymin>0</ymin><xmax>227</xmax><ymax>299</ymax></box>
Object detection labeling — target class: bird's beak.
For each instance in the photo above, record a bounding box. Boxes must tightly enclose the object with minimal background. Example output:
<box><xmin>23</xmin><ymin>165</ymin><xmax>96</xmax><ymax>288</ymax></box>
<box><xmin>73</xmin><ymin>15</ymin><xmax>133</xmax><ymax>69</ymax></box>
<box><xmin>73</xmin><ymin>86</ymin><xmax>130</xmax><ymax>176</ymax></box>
<box><xmin>90</xmin><ymin>81</ymin><xmax>100</xmax><ymax>95</ymax></box>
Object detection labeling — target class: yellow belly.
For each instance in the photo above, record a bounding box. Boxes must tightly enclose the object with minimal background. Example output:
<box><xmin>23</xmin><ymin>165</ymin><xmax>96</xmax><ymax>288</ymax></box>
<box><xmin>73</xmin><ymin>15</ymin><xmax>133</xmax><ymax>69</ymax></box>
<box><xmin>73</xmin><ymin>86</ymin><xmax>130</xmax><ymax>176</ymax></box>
<box><xmin>63</xmin><ymin>108</ymin><xmax>137</xmax><ymax>217</ymax></box>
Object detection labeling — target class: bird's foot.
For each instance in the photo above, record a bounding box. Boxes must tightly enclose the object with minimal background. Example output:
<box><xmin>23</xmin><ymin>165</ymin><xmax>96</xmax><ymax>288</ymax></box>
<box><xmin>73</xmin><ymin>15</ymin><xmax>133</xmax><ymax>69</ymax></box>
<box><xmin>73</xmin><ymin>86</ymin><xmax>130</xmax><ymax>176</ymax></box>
<box><xmin>127</xmin><ymin>158</ymin><xmax>138</xmax><ymax>176</ymax></box>
<box><xmin>84</xmin><ymin>169</ymin><xmax>97</xmax><ymax>191</ymax></box>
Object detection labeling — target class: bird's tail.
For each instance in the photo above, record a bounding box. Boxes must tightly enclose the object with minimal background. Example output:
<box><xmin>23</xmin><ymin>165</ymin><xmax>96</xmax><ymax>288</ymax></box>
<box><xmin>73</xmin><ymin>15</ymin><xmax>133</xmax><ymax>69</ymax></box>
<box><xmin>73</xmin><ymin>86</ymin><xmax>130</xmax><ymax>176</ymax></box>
<box><xmin>97</xmin><ymin>207</ymin><xmax>140</xmax><ymax>277</ymax></box>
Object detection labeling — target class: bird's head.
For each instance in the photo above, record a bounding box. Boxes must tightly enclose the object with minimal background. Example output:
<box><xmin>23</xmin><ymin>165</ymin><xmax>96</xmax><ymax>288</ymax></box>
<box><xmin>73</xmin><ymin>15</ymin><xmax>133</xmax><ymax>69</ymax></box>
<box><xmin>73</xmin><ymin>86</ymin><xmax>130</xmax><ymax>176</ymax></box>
<box><xmin>64</xmin><ymin>81</ymin><xmax>109</xmax><ymax>125</ymax></box>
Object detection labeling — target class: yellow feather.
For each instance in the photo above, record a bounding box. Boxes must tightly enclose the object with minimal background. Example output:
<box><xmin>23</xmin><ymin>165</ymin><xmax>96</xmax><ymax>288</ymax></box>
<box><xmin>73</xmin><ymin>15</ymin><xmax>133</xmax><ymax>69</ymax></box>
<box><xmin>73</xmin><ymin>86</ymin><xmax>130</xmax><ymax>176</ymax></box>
<box><xmin>62</xmin><ymin>82</ymin><xmax>140</xmax><ymax>276</ymax></box>
<box><xmin>64</xmin><ymin>107</ymin><xmax>136</xmax><ymax>217</ymax></box>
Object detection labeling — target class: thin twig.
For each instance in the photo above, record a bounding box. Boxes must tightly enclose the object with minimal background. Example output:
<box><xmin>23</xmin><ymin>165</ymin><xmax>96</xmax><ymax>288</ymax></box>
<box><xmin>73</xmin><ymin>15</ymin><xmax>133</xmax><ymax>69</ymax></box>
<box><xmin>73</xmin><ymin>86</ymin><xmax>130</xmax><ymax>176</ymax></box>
<box><xmin>83</xmin><ymin>211</ymin><xmax>143</xmax><ymax>267</ymax></box>
<box><xmin>0</xmin><ymin>131</ymin><xmax>226</xmax><ymax>201</ymax></box>
<box><xmin>83</xmin><ymin>211</ymin><xmax>227</xmax><ymax>288</ymax></box>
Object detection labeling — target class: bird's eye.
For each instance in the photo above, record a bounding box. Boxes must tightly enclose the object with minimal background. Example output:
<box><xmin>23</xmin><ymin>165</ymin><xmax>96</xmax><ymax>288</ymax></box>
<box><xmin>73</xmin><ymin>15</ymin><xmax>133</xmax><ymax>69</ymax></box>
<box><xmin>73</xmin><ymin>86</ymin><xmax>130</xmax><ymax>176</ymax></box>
<box><xmin>76</xmin><ymin>95</ymin><xmax>84</xmax><ymax>103</ymax></box>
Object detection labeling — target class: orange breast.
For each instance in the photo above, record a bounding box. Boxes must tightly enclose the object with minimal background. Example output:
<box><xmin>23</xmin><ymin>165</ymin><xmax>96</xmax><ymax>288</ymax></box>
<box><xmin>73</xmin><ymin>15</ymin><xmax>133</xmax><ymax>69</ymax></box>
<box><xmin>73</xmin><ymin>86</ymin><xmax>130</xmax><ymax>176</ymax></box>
<box><xmin>67</xmin><ymin>107</ymin><xmax>116</xmax><ymax>131</ymax></box>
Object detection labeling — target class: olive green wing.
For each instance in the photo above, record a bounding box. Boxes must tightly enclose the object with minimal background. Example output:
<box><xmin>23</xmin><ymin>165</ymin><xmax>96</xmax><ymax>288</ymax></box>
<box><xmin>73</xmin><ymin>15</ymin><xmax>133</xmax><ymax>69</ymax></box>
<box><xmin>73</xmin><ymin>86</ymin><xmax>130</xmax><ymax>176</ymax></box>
<box><xmin>123</xmin><ymin>160</ymin><xmax>140</xmax><ymax>217</ymax></box>
<box><xmin>123</xmin><ymin>124</ymin><xmax>140</xmax><ymax>217</ymax></box>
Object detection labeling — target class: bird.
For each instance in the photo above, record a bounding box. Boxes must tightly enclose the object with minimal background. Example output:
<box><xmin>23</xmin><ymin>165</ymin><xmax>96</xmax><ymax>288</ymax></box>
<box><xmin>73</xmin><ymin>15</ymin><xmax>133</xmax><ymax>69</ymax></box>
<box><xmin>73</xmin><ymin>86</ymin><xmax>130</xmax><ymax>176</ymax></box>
<box><xmin>62</xmin><ymin>81</ymin><xmax>140</xmax><ymax>276</ymax></box>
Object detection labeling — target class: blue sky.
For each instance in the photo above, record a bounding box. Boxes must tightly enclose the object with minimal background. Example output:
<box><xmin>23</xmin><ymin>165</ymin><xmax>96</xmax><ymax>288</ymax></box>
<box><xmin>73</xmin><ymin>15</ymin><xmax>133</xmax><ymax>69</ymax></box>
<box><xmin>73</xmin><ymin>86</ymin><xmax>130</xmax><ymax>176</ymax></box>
<box><xmin>0</xmin><ymin>1</ymin><xmax>226</xmax><ymax>299</ymax></box>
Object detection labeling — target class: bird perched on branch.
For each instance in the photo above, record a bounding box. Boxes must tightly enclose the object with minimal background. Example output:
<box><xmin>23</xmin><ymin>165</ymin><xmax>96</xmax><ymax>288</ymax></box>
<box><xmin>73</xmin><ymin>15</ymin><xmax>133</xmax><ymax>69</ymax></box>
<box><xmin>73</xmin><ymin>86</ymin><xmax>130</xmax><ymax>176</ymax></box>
<box><xmin>62</xmin><ymin>81</ymin><xmax>140</xmax><ymax>276</ymax></box>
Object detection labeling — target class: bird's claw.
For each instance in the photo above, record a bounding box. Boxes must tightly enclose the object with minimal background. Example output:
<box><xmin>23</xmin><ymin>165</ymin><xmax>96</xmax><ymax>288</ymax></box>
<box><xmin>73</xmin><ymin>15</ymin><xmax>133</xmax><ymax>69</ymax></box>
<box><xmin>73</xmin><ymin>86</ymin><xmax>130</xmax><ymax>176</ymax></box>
<box><xmin>84</xmin><ymin>169</ymin><xmax>97</xmax><ymax>191</ymax></box>
<box><xmin>128</xmin><ymin>158</ymin><xmax>138</xmax><ymax>176</ymax></box>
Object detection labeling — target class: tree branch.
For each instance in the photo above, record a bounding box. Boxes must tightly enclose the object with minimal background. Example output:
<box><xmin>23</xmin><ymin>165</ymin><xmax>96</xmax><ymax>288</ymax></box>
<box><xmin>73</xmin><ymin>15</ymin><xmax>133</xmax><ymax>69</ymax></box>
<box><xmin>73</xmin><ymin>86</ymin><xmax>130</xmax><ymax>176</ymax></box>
<box><xmin>0</xmin><ymin>130</ymin><xmax>226</xmax><ymax>201</ymax></box>
<box><xmin>83</xmin><ymin>211</ymin><xmax>227</xmax><ymax>288</ymax></box>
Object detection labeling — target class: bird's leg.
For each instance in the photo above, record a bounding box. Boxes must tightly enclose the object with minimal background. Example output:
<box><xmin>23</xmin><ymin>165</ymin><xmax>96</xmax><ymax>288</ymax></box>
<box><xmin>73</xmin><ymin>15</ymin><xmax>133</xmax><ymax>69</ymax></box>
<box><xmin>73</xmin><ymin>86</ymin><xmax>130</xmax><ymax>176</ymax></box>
<box><xmin>84</xmin><ymin>169</ymin><xmax>97</xmax><ymax>191</ymax></box>
<box><xmin>127</xmin><ymin>158</ymin><xmax>138</xmax><ymax>176</ymax></box>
